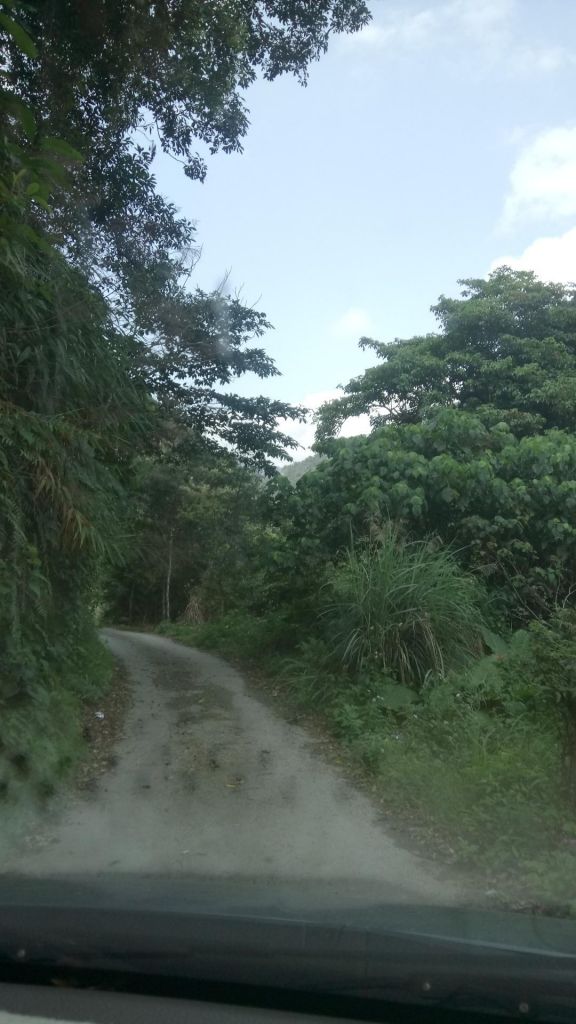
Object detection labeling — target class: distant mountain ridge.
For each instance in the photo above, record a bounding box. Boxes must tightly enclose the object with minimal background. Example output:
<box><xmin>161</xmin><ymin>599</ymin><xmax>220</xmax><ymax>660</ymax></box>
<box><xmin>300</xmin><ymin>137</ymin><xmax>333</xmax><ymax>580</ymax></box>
<box><xmin>280</xmin><ymin>452</ymin><xmax>325</xmax><ymax>484</ymax></box>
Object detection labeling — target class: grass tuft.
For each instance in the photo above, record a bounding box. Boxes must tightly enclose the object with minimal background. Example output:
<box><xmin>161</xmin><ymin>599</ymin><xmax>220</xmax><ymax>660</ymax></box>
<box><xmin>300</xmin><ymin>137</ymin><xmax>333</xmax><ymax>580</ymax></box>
<box><xmin>321</xmin><ymin>527</ymin><xmax>487</xmax><ymax>686</ymax></box>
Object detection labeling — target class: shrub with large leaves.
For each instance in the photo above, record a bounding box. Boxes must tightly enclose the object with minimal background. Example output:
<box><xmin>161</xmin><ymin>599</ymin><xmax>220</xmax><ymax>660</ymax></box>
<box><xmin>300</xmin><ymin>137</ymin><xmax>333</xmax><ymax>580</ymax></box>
<box><xmin>295</xmin><ymin>409</ymin><xmax>576</xmax><ymax>620</ymax></box>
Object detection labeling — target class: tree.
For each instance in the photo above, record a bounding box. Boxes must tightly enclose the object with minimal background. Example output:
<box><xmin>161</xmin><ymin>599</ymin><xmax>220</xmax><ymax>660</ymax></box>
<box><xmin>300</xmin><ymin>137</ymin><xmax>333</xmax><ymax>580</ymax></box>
<box><xmin>0</xmin><ymin>55</ymin><xmax>148</xmax><ymax>707</ymax></box>
<box><xmin>105</xmin><ymin>452</ymin><xmax>275</xmax><ymax>624</ymax></box>
<box><xmin>293</xmin><ymin>409</ymin><xmax>576</xmax><ymax>618</ymax></box>
<box><xmin>138</xmin><ymin>289</ymin><xmax>306</xmax><ymax>471</ymax></box>
<box><xmin>2</xmin><ymin>0</ymin><xmax>370</xmax><ymax>334</ymax></box>
<box><xmin>304</xmin><ymin>270</ymin><xmax>576</xmax><ymax>620</ymax></box>
<box><xmin>2</xmin><ymin>0</ymin><xmax>369</xmax><ymax>467</ymax></box>
<box><xmin>0</xmin><ymin>0</ymin><xmax>370</xmax><ymax>792</ymax></box>
<box><xmin>316</xmin><ymin>269</ymin><xmax>576</xmax><ymax>444</ymax></box>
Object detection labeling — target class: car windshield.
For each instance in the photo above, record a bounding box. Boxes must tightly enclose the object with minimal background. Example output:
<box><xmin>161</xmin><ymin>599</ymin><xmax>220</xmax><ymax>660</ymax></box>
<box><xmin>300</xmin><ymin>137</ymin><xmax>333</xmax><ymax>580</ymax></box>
<box><xmin>2</xmin><ymin>0</ymin><xmax>576</xmax><ymax>976</ymax></box>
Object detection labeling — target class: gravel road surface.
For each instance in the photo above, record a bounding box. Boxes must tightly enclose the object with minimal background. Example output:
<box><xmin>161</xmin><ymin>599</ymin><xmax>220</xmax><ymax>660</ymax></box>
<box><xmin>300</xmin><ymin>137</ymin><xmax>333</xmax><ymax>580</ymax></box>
<box><xmin>1</xmin><ymin>630</ymin><xmax>465</xmax><ymax>908</ymax></box>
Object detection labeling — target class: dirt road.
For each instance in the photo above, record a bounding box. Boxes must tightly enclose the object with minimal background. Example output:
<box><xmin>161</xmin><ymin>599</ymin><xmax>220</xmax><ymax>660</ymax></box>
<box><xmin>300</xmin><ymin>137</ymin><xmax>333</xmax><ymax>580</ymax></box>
<box><xmin>2</xmin><ymin>630</ymin><xmax>464</xmax><ymax>907</ymax></box>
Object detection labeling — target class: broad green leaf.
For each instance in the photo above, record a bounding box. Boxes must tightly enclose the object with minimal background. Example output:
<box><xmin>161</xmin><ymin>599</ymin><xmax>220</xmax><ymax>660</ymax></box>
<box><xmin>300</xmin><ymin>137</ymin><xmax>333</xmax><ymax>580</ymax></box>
<box><xmin>27</xmin><ymin>154</ymin><xmax>69</xmax><ymax>185</ymax></box>
<box><xmin>466</xmin><ymin>655</ymin><xmax>501</xmax><ymax>688</ymax></box>
<box><xmin>41</xmin><ymin>136</ymin><xmax>83</xmax><ymax>162</ymax></box>
<box><xmin>0</xmin><ymin>12</ymin><xmax>37</xmax><ymax>58</ymax></box>
<box><xmin>1</xmin><ymin>94</ymin><xmax>36</xmax><ymax>138</ymax></box>
<box><xmin>481</xmin><ymin>627</ymin><xmax>509</xmax><ymax>657</ymax></box>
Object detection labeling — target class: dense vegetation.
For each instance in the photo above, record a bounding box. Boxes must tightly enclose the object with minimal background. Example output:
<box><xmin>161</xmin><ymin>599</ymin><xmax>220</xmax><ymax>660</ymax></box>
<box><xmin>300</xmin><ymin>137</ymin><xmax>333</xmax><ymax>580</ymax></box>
<box><xmin>158</xmin><ymin>270</ymin><xmax>576</xmax><ymax>910</ymax></box>
<box><xmin>0</xmin><ymin>0</ymin><xmax>369</xmax><ymax>798</ymax></box>
<box><xmin>4</xmin><ymin>0</ymin><xmax>576</xmax><ymax>911</ymax></box>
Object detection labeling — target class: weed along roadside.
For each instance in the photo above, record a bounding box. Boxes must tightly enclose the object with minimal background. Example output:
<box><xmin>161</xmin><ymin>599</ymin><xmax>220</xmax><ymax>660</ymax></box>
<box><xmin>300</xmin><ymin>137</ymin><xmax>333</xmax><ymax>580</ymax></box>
<box><xmin>132</xmin><ymin>275</ymin><xmax>576</xmax><ymax>919</ymax></box>
<box><xmin>0</xmin><ymin>631</ymin><xmax>117</xmax><ymax>805</ymax></box>
<box><xmin>156</xmin><ymin>587</ymin><xmax>576</xmax><ymax>917</ymax></box>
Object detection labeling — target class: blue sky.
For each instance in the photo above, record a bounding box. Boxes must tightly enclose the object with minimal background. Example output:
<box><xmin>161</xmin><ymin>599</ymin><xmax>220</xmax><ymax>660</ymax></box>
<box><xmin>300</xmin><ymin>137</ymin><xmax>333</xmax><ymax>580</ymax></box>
<box><xmin>155</xmin><ymin>0</ymin><xmax>576</xmax><ymax>453</ymax></box>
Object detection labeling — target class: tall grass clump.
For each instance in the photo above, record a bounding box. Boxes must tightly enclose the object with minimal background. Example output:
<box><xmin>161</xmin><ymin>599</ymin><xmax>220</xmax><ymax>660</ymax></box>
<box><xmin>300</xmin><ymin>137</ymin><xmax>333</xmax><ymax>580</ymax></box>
<box><xmin>322</xmin><ymin>527</ymin><xmax>487</xmax><ymax>686</ymax></box>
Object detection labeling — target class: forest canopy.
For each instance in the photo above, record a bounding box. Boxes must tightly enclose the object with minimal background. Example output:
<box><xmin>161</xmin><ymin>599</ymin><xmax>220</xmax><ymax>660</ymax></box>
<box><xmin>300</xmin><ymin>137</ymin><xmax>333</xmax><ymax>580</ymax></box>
<box><xmin>0</xmin><ymin>0</ymin><xmax>369</xmax><ymax>793</ymax></box>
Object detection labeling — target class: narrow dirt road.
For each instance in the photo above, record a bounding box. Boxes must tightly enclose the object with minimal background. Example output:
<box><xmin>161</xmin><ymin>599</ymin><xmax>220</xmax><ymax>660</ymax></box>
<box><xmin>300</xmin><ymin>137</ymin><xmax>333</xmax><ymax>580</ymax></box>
<box><xmin>2</xmin><ymin>630</ymin><xmax>464</xmax><ymax>907</ymax></box>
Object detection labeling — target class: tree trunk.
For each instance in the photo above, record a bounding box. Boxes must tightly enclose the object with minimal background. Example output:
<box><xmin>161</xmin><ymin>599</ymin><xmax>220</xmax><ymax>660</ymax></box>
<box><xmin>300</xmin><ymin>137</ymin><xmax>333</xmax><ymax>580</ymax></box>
<box><xmin>165</xmin><ymin>528</ymin><xmax>174</xmax><ymax>622</ymax></box>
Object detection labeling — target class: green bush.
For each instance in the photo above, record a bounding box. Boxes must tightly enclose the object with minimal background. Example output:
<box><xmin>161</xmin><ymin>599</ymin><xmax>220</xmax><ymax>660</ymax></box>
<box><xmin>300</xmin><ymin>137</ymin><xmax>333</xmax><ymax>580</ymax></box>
<box><xmin>279</xmin><ymin>637</ymin><xmax>354</xmax><ymax>711</ymax></box>
<box><xmin>377</xmin><ymin>687</ymin><xmax>563</xmax><ymax>864</ymax></box>
<box><xmin>524</xmin><ymin>609</ymin><xmax>576</xmax><ymax>805</ymax></box>
<box><xmin>156</xmin><ymin>575</ymin><xmax>576</xmax><ymax>908</ymax></box>
<box><xmin>321</xmin><ymin>528</ymin><xmax>487</xmax><ymax>686</ymax></box>
<box><xmin>157</xmin><ymin>609</ymin><xmax>294</xmax><ymax>665</ymax></box>
<box><xmin>273</xmin><ymin>628</ymin><xmax>573</xmax><ymax>904</ymax></box>
<box><xmin>0</xmin><ymin>628</ymin><xmax>113</xmax><ymax>802</ymax></box>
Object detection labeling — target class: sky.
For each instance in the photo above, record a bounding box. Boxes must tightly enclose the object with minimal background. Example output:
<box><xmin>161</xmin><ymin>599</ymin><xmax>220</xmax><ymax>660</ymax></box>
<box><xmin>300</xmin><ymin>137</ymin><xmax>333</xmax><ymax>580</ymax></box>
<box><xmin>154</xmin><ymin>0</ymin><xmax>576</xmax><ymax>454</ymax></box>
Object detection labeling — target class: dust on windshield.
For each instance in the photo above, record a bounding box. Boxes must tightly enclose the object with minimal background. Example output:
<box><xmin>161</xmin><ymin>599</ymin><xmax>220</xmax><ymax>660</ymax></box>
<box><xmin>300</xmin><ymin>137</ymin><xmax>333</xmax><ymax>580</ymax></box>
<box><xmin>2</xmin><ymin>0</ymin><xmax>576</xmax><ymax>922</ymax></box>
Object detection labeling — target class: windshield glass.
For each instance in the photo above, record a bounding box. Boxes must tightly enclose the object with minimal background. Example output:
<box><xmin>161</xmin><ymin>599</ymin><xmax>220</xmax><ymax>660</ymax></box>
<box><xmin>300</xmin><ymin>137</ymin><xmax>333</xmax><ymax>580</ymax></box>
<box><xmin>2</xmin><ymin>0</ymin><xmax>576</xmax><ymax>962</ymax></box>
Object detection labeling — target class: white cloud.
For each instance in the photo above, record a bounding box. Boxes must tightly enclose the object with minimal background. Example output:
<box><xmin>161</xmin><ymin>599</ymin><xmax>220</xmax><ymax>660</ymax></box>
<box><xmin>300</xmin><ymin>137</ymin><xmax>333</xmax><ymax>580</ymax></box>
<box><xmin>519</xmin><ymin>47</ymin><xmax>566</xmax><ymax>74</ymax></box>
<box><xmin>340</xmin><ymin>412</ymin><xmax>371</xmax><ymax>439</ymax></box>
<box><xmin>344</xmin><ymin>0</ymin><xmax>571</xmax><ymax>76</ymax></box>
<box><xmin>277</xmin><ymin>308</ymin><xmax>373</xmax><ymax>459</ymax></box>
<box><xmin>446</xmin><ymin>0</ymin><xmax>512</xmax><ymax>40</ymax></box>
<box><xmin>280</xmin><ymin>416</ymin><xmax>315</xmax><ymax>455</ymax></box>
<box><xmin>330</xmin><ymin>307</ymin><xmax>372</xmax><ymax>340</ymax></box>
<box><xmin>491</xmin><ymin>225</ymin><xmax>576</xmax><ymax>283</ymax></box>
<box><xmin>394</xmin><ymin>8</ymin><xmax>437</xmax><ymax>46</ymax></box>
<box><xmin>502</xmin><ymin>127</ymin><xmax>576</xmax><ymax>226</ymax></box>
<box><xmin>349</xmin><ymin>23</ymin><xmax>394</xmax><ymax>48</ymax></box>
<box><xmin>347</xmin><ymin>1</ymin><xmax>462</xmax><ymax>50</ymax></box>
<box><xmin>279</xmin><ymin>388</ymin><xmax>369</xmax><ymax>459</ymax></box>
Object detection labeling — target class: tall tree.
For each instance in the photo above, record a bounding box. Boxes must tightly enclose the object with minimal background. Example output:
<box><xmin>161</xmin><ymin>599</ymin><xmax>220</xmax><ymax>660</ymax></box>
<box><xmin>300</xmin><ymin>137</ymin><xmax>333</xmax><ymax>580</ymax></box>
<box><xmin>2</xmin><ymin>0</ymin><xmax>369</xmax><ymax>466</ymax></box>
<box><xmin>308</xmin><ymin>270</ymin><xmax>576</xmax><ymax>619</ymax></box>
<box><xmin>316</xmin><ymin>269</ymin><xmax>576</xmax><ymax>444</ymax></box>
<box><xmin>291</xmin><ymin>411</ymin><xmax>576</xmax><ymax>618</ymax></box>
<box><xmin>105</xmin><ymin>451</ymin><xmax>274</xmax><ymax>624</ymax></box>
<box><xmin>2</xmin><ymin>2</ymin><xmax>369</xmax><ymax>448</ymax></box>
<box><xmin>0</xmin><ymin>0</ymin><xmax>370</xmax><ymax>781</ymax></box>
<box><xmin>0</xmin><ymin>59</ymin><xmax>148</xmax><ymax>705</ymax></box>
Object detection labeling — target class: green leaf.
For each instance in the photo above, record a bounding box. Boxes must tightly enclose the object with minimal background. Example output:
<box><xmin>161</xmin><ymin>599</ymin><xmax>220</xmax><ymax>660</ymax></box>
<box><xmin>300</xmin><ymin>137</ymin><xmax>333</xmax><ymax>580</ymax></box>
<box><xmin>466</xmin><ymin>655</ymin><xmax>501</xmax><ymax>688</ymax></box>
<box><xmin>481</xmin><ymin>627</ymin><xmax>509</xmax><ymax>657</ymax></box>
<box><xmin>1</xmin><ymin>94</ymin><xmax>36</xmax><ymax>138</ymax></box>
<box><xmin>27</xmin><ymin>154</ymin><xmax>69</xmax><ymax>186</ymax></box>
<box><xmin>0</xmin><ymin>12</ymin><xmax>37</xmax><ymax>58</ymax></box>
<box><xmin>8</xmin><ymin>221</ymin><xmax>53</xmax><ymax>252</ymax></box>
<box><xmin>32</xmin><ymin>195</ymin><xmax>50</xmax><ymax>211</ymax></box>
<box><xmin>41</xmin><ymin>136</ymin><xmax>83</xmax><ymax>162</ymax></box>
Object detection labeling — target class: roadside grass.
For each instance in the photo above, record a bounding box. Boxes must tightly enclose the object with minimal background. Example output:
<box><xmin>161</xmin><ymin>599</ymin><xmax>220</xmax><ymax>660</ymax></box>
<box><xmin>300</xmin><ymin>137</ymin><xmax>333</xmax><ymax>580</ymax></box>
<box><xmin>156</xmin><ymin>612</ymin><xmax>576</xmax><ymax>913</ymax></box>
<box><xmin>0</xmin><ymin>629</ymin><xmax>114</xmax><ymax>803</ymax></box>
<box><xmin>156</xmin><ymin>612</ymin><xmax>291</xmax><ymax>671</ymax></box>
